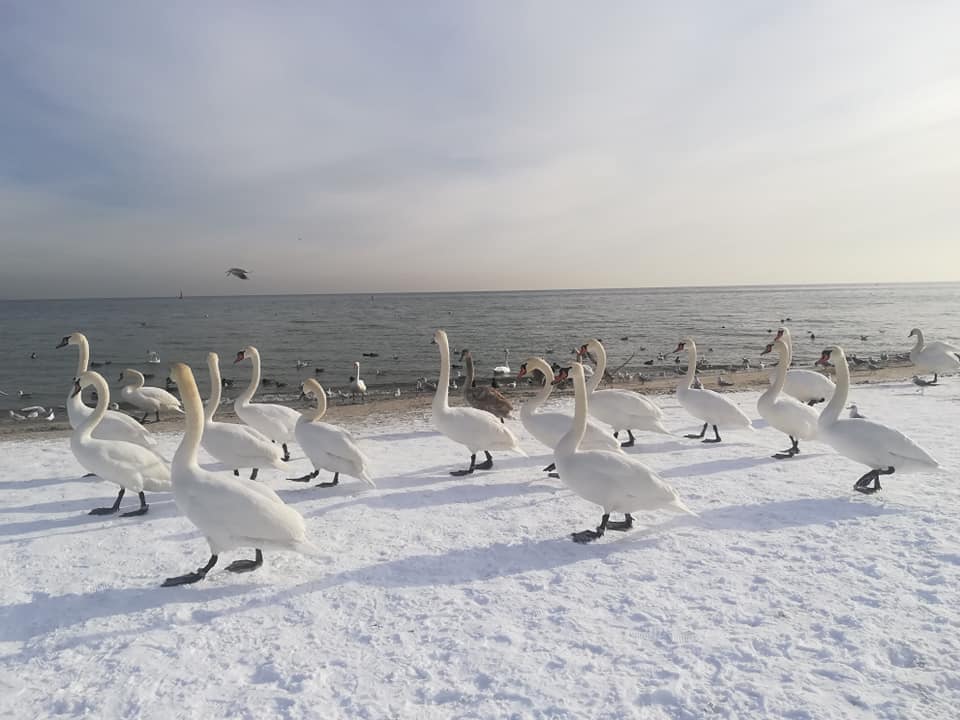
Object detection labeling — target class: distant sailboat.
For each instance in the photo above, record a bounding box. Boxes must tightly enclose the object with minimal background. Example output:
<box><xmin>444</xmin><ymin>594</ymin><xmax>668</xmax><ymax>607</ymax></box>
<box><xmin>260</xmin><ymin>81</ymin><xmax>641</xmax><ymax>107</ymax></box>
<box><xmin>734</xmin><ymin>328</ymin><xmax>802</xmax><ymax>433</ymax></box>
<box><xmin>178</xmin><ymin>289</ymin><xmax>183</xmax><ymax>300</ymax></box>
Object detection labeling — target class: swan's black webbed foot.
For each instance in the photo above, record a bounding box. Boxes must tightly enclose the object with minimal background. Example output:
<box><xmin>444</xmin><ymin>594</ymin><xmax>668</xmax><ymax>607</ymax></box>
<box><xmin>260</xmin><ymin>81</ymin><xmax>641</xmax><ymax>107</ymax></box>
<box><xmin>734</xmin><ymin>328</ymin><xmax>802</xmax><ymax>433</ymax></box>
<box><xmin>702</xmin><ymin>425</ymin><xmax>722</xmax><ymax>443</ymax></box>
<box><xmin>226</xmin><ymin>549</ymin><xmax>263</xmax><ymax>573</ymax></box>
<box><xmin>281</xmin><ymin>443</ymin><xmax>291</xmax><ymax>462</ymax></box>
<box><xmin>82</xmin><ymin>472</ymin><xmax>97</xmax><ymax>478</ymax></box>
<box><xmin>162</xmin><ymin>554</ymin><xmax>218</xmax><ymax>587</ymax></box>
<box><xmin>89</xmin><ymin>488</ymin><xmax>125</xmax><ymax>515</ymax></box>
<box><xmin>249</xmin><ymin>468</ymin><xmax>259</xmax><ymax>480</ymax></box>
<box><xmin>476</xmin><ymin>451</ymin><xmax>494</xmax><ymax>471</ymax></box>
<box><xmin>685</xmin><ymin>423</ymin><xmax>708</xmax><ymax>440</ymax></box>
<box><xmin>571</xmin><ymin>513</ymin><xmax>609</xmax><ymax>543</ymax></box>
<box><xmin>233</xmin><ymin>469</ymin><xmax>240</xmax><ymax>477</ymax></box>
<box><xmin>606</xmin><ymin>514</ymin><xmax>634</xmax><ymax>531</ymax></box>
<box><xmin>548</xmin><ymin>472</ymin><xmax>560</xmax><ymax>478</ymax></box>
<box><xmin>120</xmin><ymin>491</ymin><xmax>149</xmax><ymax>517</ymax></box>
<box><xmin>543</xmin><ymin>462</ymin><xmax>556</xmax><ymax>472</ymax></box>
<box><xmin>451</xmin><ymin>454</ymin><xmax>478</xmax><ymax>476</ymax></box>
<box><xmin>138</xmin><ymin>413</ymin><xmax>150</xmax><ymax>425</ymax></box>
<box><xmin>316</xmin><ymin>472</ymin><xmax>340</xmax><ymax>488</ymax></box>
<box><xmin>289</xmin><ymin>470</ymin><xmax>319</xmax><ymax>483</ymax></box>
<box><xmin>620</xmin><ymin>430</ymin><xmax>636</xmax><ymax>448</ymax></box>
<box><xmin>773</xmin><ymin>451</ymin><xmax>796</xmax><ymax>459</ymax></box>
<box><xmin>854</xmin><ymin>469</ymin><xmax>881</xmax><ymax>494</ymax></box>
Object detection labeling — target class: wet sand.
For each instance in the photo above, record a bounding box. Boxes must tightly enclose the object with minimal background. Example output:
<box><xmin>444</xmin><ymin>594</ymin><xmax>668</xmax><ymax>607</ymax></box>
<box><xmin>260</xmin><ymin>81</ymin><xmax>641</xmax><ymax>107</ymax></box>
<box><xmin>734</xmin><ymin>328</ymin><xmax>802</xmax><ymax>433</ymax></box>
<box><xmin>0</xmin><ymin>360</ymin><xmax>928</xmax><ymax>442</ymax></box>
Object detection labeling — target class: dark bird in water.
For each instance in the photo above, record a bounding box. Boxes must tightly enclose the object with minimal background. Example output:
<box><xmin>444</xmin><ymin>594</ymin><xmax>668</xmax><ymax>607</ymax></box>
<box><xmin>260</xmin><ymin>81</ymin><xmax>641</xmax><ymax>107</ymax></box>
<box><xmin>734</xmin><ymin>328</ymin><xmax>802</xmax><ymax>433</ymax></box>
<box><xmin>225</xmin><ymin>267</ymin><xmax>250</xmax><ymax>279</ymax></box>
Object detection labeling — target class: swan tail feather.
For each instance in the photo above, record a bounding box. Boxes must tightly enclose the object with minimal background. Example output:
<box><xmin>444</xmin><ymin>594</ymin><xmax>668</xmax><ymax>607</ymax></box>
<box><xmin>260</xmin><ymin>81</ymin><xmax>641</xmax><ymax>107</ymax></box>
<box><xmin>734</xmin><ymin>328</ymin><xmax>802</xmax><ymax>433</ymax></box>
<box><xmin>670</xmin><ymin>498</ymin><xmax>698</xmax><ymax>517</ymax></box>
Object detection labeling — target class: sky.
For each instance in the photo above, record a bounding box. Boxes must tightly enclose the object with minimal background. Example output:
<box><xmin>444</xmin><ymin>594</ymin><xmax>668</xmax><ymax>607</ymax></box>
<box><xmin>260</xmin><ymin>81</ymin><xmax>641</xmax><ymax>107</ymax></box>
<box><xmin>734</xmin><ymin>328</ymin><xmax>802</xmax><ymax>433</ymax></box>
<box><xmin>1</xmin><ymin>1</ymin><xmax>959</xmax><ymax>299</ymax></box>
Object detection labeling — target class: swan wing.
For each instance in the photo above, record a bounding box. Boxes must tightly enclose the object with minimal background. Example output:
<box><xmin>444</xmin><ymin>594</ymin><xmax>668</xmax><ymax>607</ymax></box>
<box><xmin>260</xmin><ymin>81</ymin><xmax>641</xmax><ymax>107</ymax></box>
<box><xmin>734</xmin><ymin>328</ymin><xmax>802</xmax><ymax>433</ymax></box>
<box><xmin>562</xmin><ymin>451</ymin><xmax>683</xmax><ymax>511</ymax></box>
<box><xmin>435</xmin><ymin>406</ymin><xmax>523</xmax><ymax>453</ymax></box>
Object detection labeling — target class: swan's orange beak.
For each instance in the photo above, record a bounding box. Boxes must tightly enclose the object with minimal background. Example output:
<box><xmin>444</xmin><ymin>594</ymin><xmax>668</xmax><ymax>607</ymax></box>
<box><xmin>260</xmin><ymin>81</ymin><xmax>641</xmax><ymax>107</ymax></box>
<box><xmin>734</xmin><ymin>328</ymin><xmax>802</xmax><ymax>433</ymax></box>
<box><xmin>673</xmin><ymin>343</ymin><xmax>685</xmax><ymax>353</ymax></box>
<box><xmin>816</xmin><ymin>350</ymin><xmax>832</xmax><ymax>367</ymax></box>
<box><xmin>234</xmin><ymin>351</ymin><xmax>245</xmax><ymax>364</ymax></box>
<box><xmin>551</xmin><ymin>367</ymin><xmax>570</xmax><ymax>385</ymax></box>
<box><xmin>71</xmin><ymin>380</ymin><xmax>82</xmax><ymax>398</ymax></box>
<box><xmin>760</xmin><ymin>343</ymin><xmax>773</xmax><ymax>355</ymax></box>
<box><xmin>775</xmin><ymin>329</ymin><xmax>785</xmax><ymax>340</ymax></box>
<box><xmin>516</xmin><ymin>363</ymin><xmax>527</xmax><ymax>380</ymax></box>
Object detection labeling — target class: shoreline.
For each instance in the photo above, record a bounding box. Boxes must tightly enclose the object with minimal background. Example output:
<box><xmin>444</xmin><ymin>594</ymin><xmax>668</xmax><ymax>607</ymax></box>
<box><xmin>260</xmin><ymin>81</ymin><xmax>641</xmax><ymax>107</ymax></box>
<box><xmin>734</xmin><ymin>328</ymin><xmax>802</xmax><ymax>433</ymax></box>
<box><xmin>0</xmin><ymin>361</ymin><xmax>928</xmax><ymax>443</ymax></box>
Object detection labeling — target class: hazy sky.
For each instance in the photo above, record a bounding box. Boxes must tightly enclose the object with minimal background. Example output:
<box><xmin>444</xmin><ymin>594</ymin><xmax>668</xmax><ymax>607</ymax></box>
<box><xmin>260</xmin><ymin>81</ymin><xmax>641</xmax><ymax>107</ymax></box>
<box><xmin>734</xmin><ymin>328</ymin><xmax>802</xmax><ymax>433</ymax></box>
<box><xmin>2</xmin><ymin>1</ymin><xmax>959</xmax><ymax>299</ymax></box>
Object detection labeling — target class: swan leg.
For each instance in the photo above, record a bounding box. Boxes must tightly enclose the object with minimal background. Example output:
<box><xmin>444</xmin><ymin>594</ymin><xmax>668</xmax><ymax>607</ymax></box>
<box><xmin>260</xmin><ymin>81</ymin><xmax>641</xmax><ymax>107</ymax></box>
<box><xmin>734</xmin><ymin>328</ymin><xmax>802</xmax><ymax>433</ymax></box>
<box><xmin>774</xmin><ymin>436</ymin><xmax>799</xmax><ymax>459</ymax></box>
<box><xmin>226</xmin><ymin>549</ymin><xmax>263</xmax><ymax>573</ymax></box>
<box><xmin>249</xmin><ymin>468</ymin><xmax>259</xmax><ymax>480</ymax></box>
<box><xmin>289</xmin><ymin>470</ymin><xmax>320</xmax><ymax>482</ymax></box>
<box><xmin>281</xmin><ymin>443</ymin><xmax>291</xmax><ymax>462</ymax></box>
<box><xmin>854</xmin><ymin>469</ymin><xmax>880</xmax><ymax>494</ymax></box>
<box><xmin>685</xmin><ymin>423</ymin><xmax>708</xmax><ymax>439</ymax></box>
<box><xmin>702</xmin><ymin>425</ymin><xmax>722</xmax><ymax>443</ymax></box>
<box><xmin>89</xmin><ymin>488</ymin><xmax>125</xmax><ymax>515</ymax></box>
<box><xmin>620</xmin><ymin>430</ymin><xmax>635</xmax><ymax>448</ymax></box>
<box><xmin>316</xmin><ymin>472</ymin><xmax>340</xmax><ymax>488</ymax></box>
<box><xmin>139</xmin><ymin>412</ymin><xmax>150</xmax><ymax>424</ymax></box>
<box><xmin>120</xmin><ymin>491</ymin><xmax>149</xmax><ymax>517</ymax></box>
<box><xmin>572</xmin><ymin>513</ymin><xmax>610</xmax><ymax>543</ymax></box>
<box><xmin>155</xmin><ymin>411</ymin><xmax>161</xmax><ymax>423</ymax></box>
<box><xmin>606</xmin><ymin>513</ymin><xmax>634</xmax><ymax>531</ymax></box>
<box><xmin>162</xmin><ymin>554</ymin><xmax>218</xmax><ymax>587</ymax></box>
<box><xmin>476</xmin><ymin>451</ymin><xmax>494</xmax><ymax>470</ymax></box>
<box><xmin>451</xmin><ymin>454</ymin><xmax>477</xmax><ymax>476</ymax></box>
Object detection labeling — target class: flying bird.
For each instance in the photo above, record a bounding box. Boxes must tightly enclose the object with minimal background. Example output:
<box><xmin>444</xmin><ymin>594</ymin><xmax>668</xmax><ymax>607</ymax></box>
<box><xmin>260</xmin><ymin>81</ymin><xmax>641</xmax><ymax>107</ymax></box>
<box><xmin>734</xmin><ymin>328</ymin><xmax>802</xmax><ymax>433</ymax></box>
<box><xmin>225</xmin><ymin>267</ymin><xmax>250</xmax><ymax>279</ymax></box>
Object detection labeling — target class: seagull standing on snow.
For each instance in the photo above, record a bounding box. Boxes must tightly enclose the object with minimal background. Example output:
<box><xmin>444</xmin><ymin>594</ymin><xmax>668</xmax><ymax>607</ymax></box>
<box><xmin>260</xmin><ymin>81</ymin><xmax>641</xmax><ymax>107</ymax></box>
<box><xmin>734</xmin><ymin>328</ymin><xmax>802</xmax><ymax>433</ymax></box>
<box><xmin>225</xmin><ymin>267</ymin><xmax>251</xmax><ymax>280</ymax></box>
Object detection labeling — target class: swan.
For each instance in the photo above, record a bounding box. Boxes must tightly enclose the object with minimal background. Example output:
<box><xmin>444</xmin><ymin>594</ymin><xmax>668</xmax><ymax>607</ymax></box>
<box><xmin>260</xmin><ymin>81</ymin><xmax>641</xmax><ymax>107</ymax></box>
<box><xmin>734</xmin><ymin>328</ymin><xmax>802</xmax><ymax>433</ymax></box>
<box><xmin>202</xmin><ymin>352</ymin><xmax>285</xmax><ymax>480</ymax></box>
<box><xmin>554</xmin><ymin>362</ymin><xmax>695</xmax><ymax>543</ymax></box>
<box><xmin>460</xmin><ymin>349</ymin><xmax>513</xmax><ymax>421</ymax></box>
<box><xmin>162</xmin><ymin>362</ymin><xmax>319</xmax><ymax>586</ymax></box>
<box><xmin>908</xmin><ymin>328</ymin><xmax>960</xmax><ymax>384</ymax></box>
<box><xmin>348</xmin><ymin>361</ymin><xmax>367</xmax><ymax>401</ymax></box>
<box><xmin>674</xmin><ymin>337</ymin><xmax>753</xmax><ymax>442</ymax></box>
<box><xmin>70</xmin><ymin>371</ymin><xmax>171</xmax><ymax>516</ymax></box>
<box><xmin>57</xmin><ymin>333</ymin><xmax>157</xmax><ymax>448</ymax></box>
<box><xmin>772</xmin><ymin>328</ymin><xmax>835</xmax><ymax>405</ymax></box>
<box><xmin>815</xmin><ymin>345</ymin><xmax>939</xmax><ymax>493</ymax></box>
<box><xmin>492</xmin><ymin>349</ymin><xmax>511</xmax><ymax>375</ymax></box>
<box><xmin>289</xmin><ymin>379</ymin><xmax>374</xmax><ymax>488</ymax></box>
<box><xmin>517</xmin><ymin>357</ymin><xmax>621</xmax><ymax>474</ymax></box>
<box><xmin>233</xmin><ymin>346</ymin><xmax>299</xmax><ymax>461</ymax></box>
<box><xmin>757</xmin><ymin>339</ymin><xmax>819</xmax><ymax>458</ymax></box>
<box><xmin>118</xmin><ymin>369</ymin><xmax>183</xmax><ymax>424</ymax></box>
<box><xmin>432</xmin><ymin>329</ymin><xmax>524</xmax><ymax>475</ymax></box>
<box><xmin>576</xmin><ymin>339</ymin><xmax>670</xmax><ymax>447</ymax></box>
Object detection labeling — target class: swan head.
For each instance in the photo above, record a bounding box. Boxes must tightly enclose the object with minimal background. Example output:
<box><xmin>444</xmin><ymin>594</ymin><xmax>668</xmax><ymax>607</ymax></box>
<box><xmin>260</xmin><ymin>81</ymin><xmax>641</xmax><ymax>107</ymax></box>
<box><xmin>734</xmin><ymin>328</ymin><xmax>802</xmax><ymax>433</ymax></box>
<box><xmin>518</xmin><ymin>357</ymin><xmax>552</xmax><ymax>382</ymax></box>
<box><xmin>774</xmin><ymin>327</ymin><xmax>790</xmax><ymax>342</ymax></box>
<box><xmin>673</xmin><ymin>337</ymin><xmax>695</xmax><ymax>354</ymax></box>
<box><xmin>169</xmin><ymin>362</ymin><xmax>196</xmax><ymax>395</ymax></box>
<box><xmin>234</xmin><ymin>346</ymin><xmax>257</xmax><ymax>364</ymax></box>
<box><xmin>56</xmin><ymin>332</ymin><xmax>85</xmax><ymax>349</ymax></box>
<box><xmin>118</xmin><ymin>368</ymin><xmax>144</xmax><ymax>385</ymax></box>
<box><xmin>908</xmin><ymin>328</ymin><xmax>921</xmax><ymax>339</ymax></box>
<box><xmin>74</xmin><ymin>370</ymin><xmax>103</xmax><ymax>396</ymax></box>
<box><xmin>207</xmin><ymin>351</ymin><xmax>220</xmax><ymax>367</ymax></box>
<box><xmin>71</xmin><ymin>378</ymin><xmax>82</xmax><ymax>397</ymax></box>
<box><xmin>301</xmin><ymin>378</ymin><xmax>323</xmax><ymax>400</ymax></box>
<box><xmin>433</xmin><ymin>329</ymin><xmax>448</xmax><ymax>348</ymax></box>
<box><xmin>816</xmin><ymin>347</ymin><xmax>839</xmax><ymax>367</ymax></box>
<box><xmin>551</xmin><ymin>366</ymin><xmax>572</xmax><ymax>386</ymax></box>
<box><xmin>458</xmin><ymin>348</ymin><xmax>471</xmax><ymax>361</ymax></box>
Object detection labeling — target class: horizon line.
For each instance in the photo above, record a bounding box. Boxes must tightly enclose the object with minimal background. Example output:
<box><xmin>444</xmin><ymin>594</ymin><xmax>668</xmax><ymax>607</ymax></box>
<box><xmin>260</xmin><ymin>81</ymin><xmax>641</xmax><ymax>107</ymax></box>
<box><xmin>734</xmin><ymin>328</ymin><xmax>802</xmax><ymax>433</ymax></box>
<box><xmin>1</xmin><ymin>278</ymin><xmax>958</xmax><ymax>303</ymax></box>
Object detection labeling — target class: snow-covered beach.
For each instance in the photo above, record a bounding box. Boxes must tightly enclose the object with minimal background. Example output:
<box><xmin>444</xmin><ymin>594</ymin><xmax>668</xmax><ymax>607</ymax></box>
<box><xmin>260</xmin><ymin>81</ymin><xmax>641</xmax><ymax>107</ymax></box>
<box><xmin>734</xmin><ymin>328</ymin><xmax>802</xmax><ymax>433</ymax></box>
<box><xmin>1</xmin><ymin>380</ymin><xmax>957</xmax><ymax>718</ymax></box>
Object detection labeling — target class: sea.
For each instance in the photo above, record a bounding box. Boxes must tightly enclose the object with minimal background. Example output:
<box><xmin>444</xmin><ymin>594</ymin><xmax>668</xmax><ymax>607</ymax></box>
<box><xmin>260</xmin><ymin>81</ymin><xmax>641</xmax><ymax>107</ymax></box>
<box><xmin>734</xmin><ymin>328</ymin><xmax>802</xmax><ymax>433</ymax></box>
<box><xmin>1</xmin><ymin>283</ymin><xmax>958</xmax><ymax>422</ymax></box>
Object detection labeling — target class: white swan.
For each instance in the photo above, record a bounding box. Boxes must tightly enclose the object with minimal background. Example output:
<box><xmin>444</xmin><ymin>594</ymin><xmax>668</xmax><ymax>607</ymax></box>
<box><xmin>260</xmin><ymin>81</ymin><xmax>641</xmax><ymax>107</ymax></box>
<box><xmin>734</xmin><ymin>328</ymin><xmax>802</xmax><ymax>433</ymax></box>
<box><xmin>816</xmin><ymin>345</ymin><xmax>939</xmax><ymax>493</ymax></box>
<box><xmin>577</xmin><ymin>339</ymin><xmax>670</xmax><ymax>446</ymax></box>
<box><xmin>432</xmin><ymin>329</ymin><xmax>524</xmax><ymax>475</ymax></box>
<box><xmin>202</xmin><ymin>352</ymin><xmax>285</xmax><ymax>480</ymax></box>
<box><xmin>56</xmin><ymin>332</ymin><xmax>157</xmax><ymax>448</ymax></box>
<box><xmin>908</xmin><ymin>328</ymin><xmax>960</xmax><ymax>384</ymax></box>
<box><xmin>555</xmin><ymin>362</ymin><xmax>695</xmax><ymax>543</ymax></box>
<box><xmin>772</xmin><ymin>328</ymin><xmax>835</xmax><ymax>405</ymax></box>
<box><xmin>289</xmin><ymin>378</ymin><xmax>374</xmax><ymax>488</ymax></box>
<box><xmin>516</xmin><ymin>357</ymin><xmax>622</xmax><ymax>474</ymax></box>
<box><xmin>119</xmin><ymin>368</ymin><xmax>183</xmax><ymax>423</ymax></box>
<box><xmin>161</xmin><ymin>362</ymin><xmax>319</xmax><ymax>587</ymax></box>
<box><xmin>492</xmin><ymin>349</ymin><xmax>511</xmax><ymax>375</ymax></box>
<box><xmin>70</xmin><ymin>371</ymin><xmax>171</xmax><ymax>516</ymax></box>
<box><xmin>674</xmin><ymin>337</ymin><xmax>753</xmax><ymax>442</ymax></box>
<box><xmin>757</xmin><ymin>338</ymin><xmax>819</xmax><ymax>458</ymax></box>
<box><xmin>348</xmin><ymin>361</ymin><xmax>367</xmax><ymax>401</ymax></box>
<box><xmin>233</xmin><ymin>345</ymin><xmax>300</xmax><ymax>460</ymax></box>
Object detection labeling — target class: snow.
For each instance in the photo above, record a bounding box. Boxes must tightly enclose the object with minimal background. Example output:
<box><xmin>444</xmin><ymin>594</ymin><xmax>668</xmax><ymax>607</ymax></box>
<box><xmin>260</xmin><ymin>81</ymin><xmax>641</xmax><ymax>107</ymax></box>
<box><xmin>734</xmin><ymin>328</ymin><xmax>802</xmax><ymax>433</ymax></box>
<box><xmin>1</xmin><ymin>380</ymin><xmax>959</xmax><ymax>719</ymax></box>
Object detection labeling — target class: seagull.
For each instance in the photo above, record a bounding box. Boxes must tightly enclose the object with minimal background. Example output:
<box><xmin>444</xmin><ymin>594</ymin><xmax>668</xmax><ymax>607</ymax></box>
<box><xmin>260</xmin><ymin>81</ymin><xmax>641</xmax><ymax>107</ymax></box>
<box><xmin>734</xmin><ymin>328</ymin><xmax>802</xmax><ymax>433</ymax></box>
<box><xmin>847</xmin><ymin>404</ymin><xmax>867</xmax><ymax>419</ymax></box>
<box><xmin>225</xmin><ymin>267</ymin><xmax>250</xmax><ymax>279</ymax></box>
<box><xmin>295</xmin><ymin>360</ymin><xmax>310</xmax><ymax>369</ymax></box>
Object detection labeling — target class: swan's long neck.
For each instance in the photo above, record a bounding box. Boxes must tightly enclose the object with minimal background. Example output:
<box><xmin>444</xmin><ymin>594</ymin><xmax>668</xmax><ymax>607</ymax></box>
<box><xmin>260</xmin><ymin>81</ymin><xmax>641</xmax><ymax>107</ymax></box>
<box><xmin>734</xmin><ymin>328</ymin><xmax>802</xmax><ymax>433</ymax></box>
<box><xmin>556</xmin><ymin>366</ymin><xmax>587</xmax><ymax>457</ymax></box>
<box><xmin>820</xmin><ymin>348</ymin><xmax>849</xmax><ymax>426</ymax></box>
<box><xmin>768</xmin><ymin>343</ymin><xmax>789</xmax><ymax>398</ymax></box>
<box><xmin>682</xmin><ymin>341</ymin><xmax>698</xmax><ymax>389</ymax></box>
<box><xmin>586</xmin><ymin>343</ymin><xmax>605</xmax><ymax>393</ymax></box>
<box><xmin>433</xmin><ymin>335</ymin><xmax>451</xmax><ymax>411</ymax></box>
<box><xmin>75</xmin><ymin>336</ymin><xmax>90</xmax><ymax>378</ymax></box>
<box><xmin>239</xmin><ymin>349</ymin><xmax>261</xmax><ymax>404</ymax></box>
<box><xmin>205</xmin><ymin>357</ymin><xmax>222</xmax><ymax>422</ymax></box>
<box><xmin>174</xmin><ymin>369</ymin><xmax>204</xmax><ymax>468</ymax></box>
<box><xmin>78</xmin><ymin>375</ymin><xmax>109</xmax><ymax>438</ymax></box>
<box><xmin>523</xmin><ymin>362</ymin><xmax>554</xmax><ymax>416</ymax></box>
<box><xmin>911</xmin><ymin>331</ymin><xmax>924</xmax><ymax>354</ymax></box>
<box><xmin>302</xmin><ymin>380</ymin><xmax>327</xmax><ymax>422</ymax></box>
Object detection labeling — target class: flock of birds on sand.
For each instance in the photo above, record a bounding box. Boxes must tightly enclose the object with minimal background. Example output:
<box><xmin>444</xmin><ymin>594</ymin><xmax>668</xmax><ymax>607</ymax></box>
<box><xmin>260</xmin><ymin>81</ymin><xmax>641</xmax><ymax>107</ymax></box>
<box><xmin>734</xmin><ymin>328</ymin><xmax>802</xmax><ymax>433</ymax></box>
<box><xmin>18</xmin><ymin>324</ymin><xmax>959</xmax><ymax>586</ymax></box>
